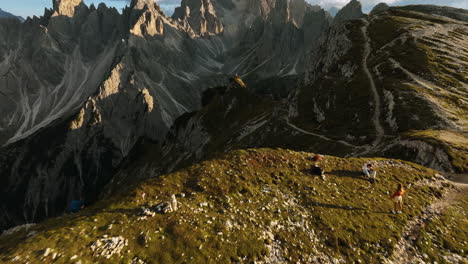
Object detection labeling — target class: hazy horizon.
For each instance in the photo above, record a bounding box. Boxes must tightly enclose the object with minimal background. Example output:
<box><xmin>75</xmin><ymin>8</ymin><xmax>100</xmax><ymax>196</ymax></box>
<box><xmin>1</xmin><ymin>0</ymin><xmax>467</xmax><ymax>19</ymax></box>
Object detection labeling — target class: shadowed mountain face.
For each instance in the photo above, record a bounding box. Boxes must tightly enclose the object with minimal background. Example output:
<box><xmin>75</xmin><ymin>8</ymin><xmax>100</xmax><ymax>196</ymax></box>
<box><xmin>296</xmin><ymin>7</ymin><xmax>468</xmax><ymax>172</ymax></box>
<box><xmin>121</xmin><ymin>5</ymin><xmax>467</xmax><ymax>182</ymax></box>
<box><xmin>0</xmin><ymin>0</ymin><xmax>467</xmax><ymax>233</ymax></box>
<box><xmin>0</xmin><ymin>0</ymin><xmax>332</xmax><ymax>230</ymax></box>
<box><xmin>333</xmin><ymin>0</ymin><xmax>364</xmax><ymax>23</ymax></box>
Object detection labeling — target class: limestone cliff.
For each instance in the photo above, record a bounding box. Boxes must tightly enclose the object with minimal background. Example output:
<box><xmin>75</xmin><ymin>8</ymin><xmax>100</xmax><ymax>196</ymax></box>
<box><xmin>52</xmin><ymin>0</ymin><xmax>84</xmax><ymax>17</ymax></box>
<box><xmin>0</xmin><ymin>0</ymin><xmax>332</xmax><ymax>231</ymax></box>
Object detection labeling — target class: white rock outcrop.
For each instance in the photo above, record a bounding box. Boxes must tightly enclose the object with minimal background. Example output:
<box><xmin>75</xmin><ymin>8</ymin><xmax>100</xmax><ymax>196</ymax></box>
<box><xmin>90</xmin><ymin>236</ymin><xmax>128</xmax><ymax>259</ymax></box>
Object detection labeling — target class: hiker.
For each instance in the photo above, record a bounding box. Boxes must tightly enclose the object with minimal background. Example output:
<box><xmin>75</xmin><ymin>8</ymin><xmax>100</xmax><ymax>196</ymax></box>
<box><xmin>311</xmin><ymin>154</ymin><xmax>326</xmax><ymax>180</ymax></box>
<box><xmin>390</xmin><ymin>183</ymin><xmax>405</xmax><ymax>214</ymax></box>
<box><xmin>362</xmin><ymin>163</ymin><xmax>377</xmax><ymax>183</ymax></box>
<box><xmin>68</xmin><ymin>199</ymin><xmax>85</xmax><ymax>213</ymax></box>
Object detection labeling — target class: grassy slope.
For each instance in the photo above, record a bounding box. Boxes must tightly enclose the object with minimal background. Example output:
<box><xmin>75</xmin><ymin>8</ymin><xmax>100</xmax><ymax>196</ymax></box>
<box><xmin>126</xmin><ymin>86</ymin><xmax>355</xmax><ymax>183</ymax></box>
<box><xmin>368</xmin><ymin>9</ymin><xmax>468</xmax><ymax>132</ymax></box>
<box><xmin>296</xmin><ymin>8</ymin><xmax>468</xmax><ymax>172</ymax></box>
<box><xmin>416</xmin><ymin>187</ymin><xmax>468</xmax><ymax>263</ymax></box>
<box><xmin>0</xmin><ymin>148</ymin><xmax>454</xmax><ymax>263</ymax></box>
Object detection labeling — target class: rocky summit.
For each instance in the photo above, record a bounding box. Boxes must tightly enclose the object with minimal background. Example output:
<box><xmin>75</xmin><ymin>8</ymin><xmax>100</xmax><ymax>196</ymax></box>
<box><xmin>333</xmin><ymin>0</ymin><xmax>364</xmax><ymax>23</ymax></box>
<box><xmin>0</xmin><ymin>0</ymin><xmax>467</xmax><ymax>263</ymax></box>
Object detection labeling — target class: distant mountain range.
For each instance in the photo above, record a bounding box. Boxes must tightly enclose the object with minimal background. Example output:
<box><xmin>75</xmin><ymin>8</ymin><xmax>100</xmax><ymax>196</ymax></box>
<box><xmin>0</xmin><ymin>8</ymin><xmax>24</xmax><ymax>22</ymax></box>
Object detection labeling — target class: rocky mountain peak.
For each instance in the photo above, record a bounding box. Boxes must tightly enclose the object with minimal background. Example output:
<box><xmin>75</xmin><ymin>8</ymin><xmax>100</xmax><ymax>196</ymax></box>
<box><xmin>129</xmin><ymin>0</ymin><xmax>170</xmax><ymax>36</ymax></box>
<box><xmin>172</xmin><ymin>0</ymin><xmax>223</xmax><ymax>36</ymax></box>
<box><xmin>271</xmin><ymin>0</ymin><xmax>290</xmax><ymax>23</ymax></box>
<box><xmin>130</xmin><ymin>0</ymin><xmax>157</xmax><ymax>10</ymax></box>
<box><xmin>237</xmin><ymin>0</ymin><xmax>267</xmax><ymax>20</ymax></box>
<box><xmin>262</xmin><ymin>0</ymin><xmax>320</xmax><ymax>27</ymax></box>
<box><xmin>334</xmin><ymin>0</ymin><xmax>364</xmax><ymax>23</ymax></box>
<box><xmin>370</xmin><ymin>3</ymin><xmax>390</xmax><ymax>15</ymax></box>
<box><xmin>286</xmin><ymin>0</ymin><xmax>326</xmax><ymax>27</ymax></box>
<box><xmin>288</xmin><ymin>0</ymin><xmax>312</xmax><ymax>26</ymax></box>
<box><xmin>52</xmin><ymin>0</ymin><xmax>83</xmax><ymax>17</ymax></box>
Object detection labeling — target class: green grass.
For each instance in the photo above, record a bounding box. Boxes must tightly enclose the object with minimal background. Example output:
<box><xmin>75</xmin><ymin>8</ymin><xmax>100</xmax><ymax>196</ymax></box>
<box><xmin>368</xmin><ymin>15</ymin><xmax>407</xmax><ymax>50</ymax></box>
<box><xmin>416</xmin><ymin>191</ymin><xmax>468</xmax><ymax>263</ymax></box>
<box><xmin>381</xmin><ymin>22</ymin><xmax>468</xmax><ymax>128</ymax></box>
<box><xmin>388</xmin><ymin>8</ymin><xmax>452</xmax><ymax>25</ymax></box>
<box><xmin>0</xmin><ymin>148</ymin><xmax>449</xmax><ymax>263</ymax></box>
<box><xmin>365</xmin><ymin>9</ymin><xmax>468</xmax><ymax>172</ymax></box>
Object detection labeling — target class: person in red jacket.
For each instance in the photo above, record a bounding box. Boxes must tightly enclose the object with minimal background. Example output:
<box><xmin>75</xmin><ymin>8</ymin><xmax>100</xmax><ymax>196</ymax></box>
<box><xmin>311</xmin><ymin>154</ymin><xmax>326</xmax><ymax>180</ymax></box>
<box><xmin>390</xmin><ymin>183</ymin><xmax>406</xmax><ymax>214</ymax></box>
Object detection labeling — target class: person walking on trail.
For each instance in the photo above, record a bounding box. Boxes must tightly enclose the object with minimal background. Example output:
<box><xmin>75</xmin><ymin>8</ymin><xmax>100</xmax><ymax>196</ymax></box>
<box><xmin>390</xmin><ymin>183</ymin><xmax>406</xmax><ymax>214</ymax></box>
<box><xmin>311</xmin><ymin>154</ymin><xmax>326</xmax><ymax>180</ymax></box>
<box><xmin>362</xmin><ymin>163</ymin><xmax>377</xmax><ymax>183</ymax></box>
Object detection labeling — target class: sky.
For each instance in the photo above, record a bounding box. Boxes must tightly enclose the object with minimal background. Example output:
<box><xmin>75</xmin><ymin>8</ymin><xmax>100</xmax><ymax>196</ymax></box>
<box><xmin>1</xmin><ymin>0</ymin><xmax>467</xmax><ymax>19</ymax></box>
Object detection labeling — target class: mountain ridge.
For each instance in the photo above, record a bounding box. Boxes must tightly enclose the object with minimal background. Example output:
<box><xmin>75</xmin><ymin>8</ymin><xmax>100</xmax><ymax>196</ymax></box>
<box><xmin>1</xmin><ymin>148</ymin><xmax>465</xmax><ymax>263</ymax></box>
<box><xmin>0</xmin><ymin>0</ymin><xmax>332</xmax><ymax>231</ymax></box>
<box><xmin>0</xmin><ymin>0</ymin><xmax>466</xmax><ymax>239</ymax></box>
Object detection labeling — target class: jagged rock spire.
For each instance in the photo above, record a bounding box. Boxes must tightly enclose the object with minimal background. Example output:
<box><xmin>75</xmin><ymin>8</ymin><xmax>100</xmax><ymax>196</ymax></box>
<box><xmin>172</xmin><ymin>0</ymin><xmax>223</xmax><ymax>36</ymax></box>
<box><xmin>52</xmin><ymin>0</ymin><xmax>83</xmax><ymax>17</ymax></box>
<box><xmin>270</xmin><ymin>0</ymin><xmax>291</xmax><ymax>24</ymax></box>
<box><xmin>129</xmin><ymin>0</ymin><xmax>168</xmax><ymax>36</ymax></box>
<box><xmin>334</xmin><ymin>0</ymin><xmax>364</xmax><ymax>23</ymax></box>
<box><xmin>130</xmin><ymin>0</ymin><xmax>156</xmax><ymax>10</ymax></box>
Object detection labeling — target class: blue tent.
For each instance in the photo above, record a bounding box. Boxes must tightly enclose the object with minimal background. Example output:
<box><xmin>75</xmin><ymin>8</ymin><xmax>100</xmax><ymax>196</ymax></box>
<box><xmin>69</xmin><ymin>200</ymin><xmax>84</xmax><ymax>213</ymax></box>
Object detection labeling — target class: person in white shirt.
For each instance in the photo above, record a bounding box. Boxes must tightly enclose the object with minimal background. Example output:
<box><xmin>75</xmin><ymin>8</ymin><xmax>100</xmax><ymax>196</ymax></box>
<box><xmin>362</xmin><ymin>163</ymin><xmax>377</xmax><ymax>183</ymax></box>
